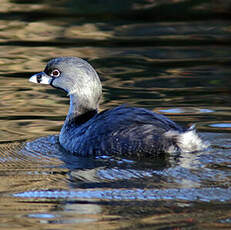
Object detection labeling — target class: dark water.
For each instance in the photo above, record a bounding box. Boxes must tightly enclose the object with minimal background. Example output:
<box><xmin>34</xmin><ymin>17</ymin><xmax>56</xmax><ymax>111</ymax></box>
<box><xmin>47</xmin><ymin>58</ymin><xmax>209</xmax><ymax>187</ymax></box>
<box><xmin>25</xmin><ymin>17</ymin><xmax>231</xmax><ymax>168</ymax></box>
<box><xmin>0</xmin><ymin>0</ymin><xmax>231</xmax><ymax>229</ymax></box>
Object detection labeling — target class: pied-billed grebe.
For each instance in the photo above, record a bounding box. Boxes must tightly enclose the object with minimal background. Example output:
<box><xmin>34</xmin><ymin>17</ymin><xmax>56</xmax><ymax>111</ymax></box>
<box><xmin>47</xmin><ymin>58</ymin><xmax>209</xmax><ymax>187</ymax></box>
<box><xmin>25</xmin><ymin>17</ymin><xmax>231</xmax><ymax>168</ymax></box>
<box><xmin>29</xmin><ymin>57</ymin><xmax>207</xmax><ymax>156</ymax></box>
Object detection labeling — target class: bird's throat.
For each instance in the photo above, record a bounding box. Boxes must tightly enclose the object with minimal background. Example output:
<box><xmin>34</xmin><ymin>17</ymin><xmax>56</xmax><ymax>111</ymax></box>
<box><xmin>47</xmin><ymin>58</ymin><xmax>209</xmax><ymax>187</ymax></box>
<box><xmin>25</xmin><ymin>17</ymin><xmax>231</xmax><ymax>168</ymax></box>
<box><xmin>65</xmin><ymin>93</ymin><xmax>98</xmax><ymax>126</ymax></box>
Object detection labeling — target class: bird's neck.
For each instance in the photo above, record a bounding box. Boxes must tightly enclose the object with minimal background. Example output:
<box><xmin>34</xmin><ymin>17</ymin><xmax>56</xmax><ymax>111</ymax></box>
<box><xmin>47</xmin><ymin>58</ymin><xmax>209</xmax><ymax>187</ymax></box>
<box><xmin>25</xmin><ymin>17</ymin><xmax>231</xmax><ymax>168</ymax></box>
<box><xmin>65</xmin><ymin>93</ymin><xmax>98</xmax><ymax>126</ymax></box>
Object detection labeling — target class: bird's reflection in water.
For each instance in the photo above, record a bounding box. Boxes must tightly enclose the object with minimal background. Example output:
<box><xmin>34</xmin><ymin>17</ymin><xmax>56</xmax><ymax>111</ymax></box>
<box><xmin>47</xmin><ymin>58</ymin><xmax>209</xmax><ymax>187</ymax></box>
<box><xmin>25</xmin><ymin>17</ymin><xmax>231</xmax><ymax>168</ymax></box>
<box><xmin>19</xmin><ymin>134</ymin><xmax>172</xmax><ymax>191</ymax></box>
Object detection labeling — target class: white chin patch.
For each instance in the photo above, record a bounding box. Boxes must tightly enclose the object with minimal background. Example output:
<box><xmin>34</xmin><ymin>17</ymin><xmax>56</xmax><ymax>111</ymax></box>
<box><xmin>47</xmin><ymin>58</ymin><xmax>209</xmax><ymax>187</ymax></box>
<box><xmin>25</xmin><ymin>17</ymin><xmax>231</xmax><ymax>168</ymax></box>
<box><xmin>29</xmin><ymin>74</ymin><xmax>51</xmax><ymax>85</ymax></box>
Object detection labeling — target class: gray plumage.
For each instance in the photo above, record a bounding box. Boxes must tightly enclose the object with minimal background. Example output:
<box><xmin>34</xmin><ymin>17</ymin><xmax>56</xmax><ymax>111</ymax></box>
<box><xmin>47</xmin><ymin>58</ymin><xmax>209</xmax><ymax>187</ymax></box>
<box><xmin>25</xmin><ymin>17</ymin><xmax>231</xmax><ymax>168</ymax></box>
<box><xmin>29</xmin><ymin>57</ymin><xmax>207</xmax><ymax>157</ymax></box>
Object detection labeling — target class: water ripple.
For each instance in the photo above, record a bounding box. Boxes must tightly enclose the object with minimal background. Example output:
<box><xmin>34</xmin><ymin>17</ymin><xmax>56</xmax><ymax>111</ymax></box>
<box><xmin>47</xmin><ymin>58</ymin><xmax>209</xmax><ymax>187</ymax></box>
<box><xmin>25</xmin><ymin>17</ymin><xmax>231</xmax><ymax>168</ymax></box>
<box><xmin>13</xmin><ymin>187</ymin><xmax>231</xmax><ymax>202</ymax></box>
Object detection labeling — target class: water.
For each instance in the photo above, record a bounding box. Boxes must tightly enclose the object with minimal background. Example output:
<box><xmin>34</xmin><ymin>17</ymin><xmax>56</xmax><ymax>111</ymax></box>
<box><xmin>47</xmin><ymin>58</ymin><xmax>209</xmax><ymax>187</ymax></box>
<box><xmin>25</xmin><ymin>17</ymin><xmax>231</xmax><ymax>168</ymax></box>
<box><xmin>0</xmin><ymin>0</ymin><xmax>231</xmax><ymax>229</ymax></box>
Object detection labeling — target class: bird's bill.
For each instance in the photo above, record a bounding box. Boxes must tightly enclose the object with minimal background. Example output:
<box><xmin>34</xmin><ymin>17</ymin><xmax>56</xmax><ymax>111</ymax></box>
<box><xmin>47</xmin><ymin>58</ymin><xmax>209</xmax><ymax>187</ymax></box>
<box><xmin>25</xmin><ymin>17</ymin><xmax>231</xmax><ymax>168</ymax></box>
<box><xmin>29</xmin><ymin>72</ymin><xmax>52</xmax><ymax>85</ymax></box>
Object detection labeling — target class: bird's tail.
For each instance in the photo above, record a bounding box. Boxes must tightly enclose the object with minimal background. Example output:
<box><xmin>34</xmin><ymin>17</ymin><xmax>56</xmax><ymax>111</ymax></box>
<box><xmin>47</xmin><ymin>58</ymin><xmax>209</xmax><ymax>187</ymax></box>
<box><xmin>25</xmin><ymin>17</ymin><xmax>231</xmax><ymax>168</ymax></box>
<box><xmin>164</xmin><ymin>125</ymin><xmax>208</xmax><ymax>153</ymax></box>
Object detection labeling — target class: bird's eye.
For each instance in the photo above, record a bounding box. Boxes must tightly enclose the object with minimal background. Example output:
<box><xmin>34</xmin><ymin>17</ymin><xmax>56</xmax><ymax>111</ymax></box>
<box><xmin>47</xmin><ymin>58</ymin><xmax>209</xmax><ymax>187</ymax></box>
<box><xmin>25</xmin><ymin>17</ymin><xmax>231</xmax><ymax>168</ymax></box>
<box><xmin>50</xmin><ymin>69</ymin><xmax>60</xmax><ymax>77</ymax></box>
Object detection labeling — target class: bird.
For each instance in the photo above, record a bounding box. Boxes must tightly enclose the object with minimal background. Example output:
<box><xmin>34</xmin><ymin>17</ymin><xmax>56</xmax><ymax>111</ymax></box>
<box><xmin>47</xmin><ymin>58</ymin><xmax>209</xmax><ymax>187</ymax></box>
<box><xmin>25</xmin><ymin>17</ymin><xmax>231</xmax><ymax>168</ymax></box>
<box><xmin>29</xmin><ymin>56</ymin><xmax>207</xmax><ymax>157</ymax></box>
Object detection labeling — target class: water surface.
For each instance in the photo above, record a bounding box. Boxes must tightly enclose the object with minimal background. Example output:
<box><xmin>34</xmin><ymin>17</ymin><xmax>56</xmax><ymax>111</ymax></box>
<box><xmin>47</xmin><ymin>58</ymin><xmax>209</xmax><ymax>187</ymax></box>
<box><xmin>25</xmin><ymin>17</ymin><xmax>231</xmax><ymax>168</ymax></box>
<box><xmin>0</xmin><ymin>0</ymin><xmax>231</xmax><ymax>229</ymax></box>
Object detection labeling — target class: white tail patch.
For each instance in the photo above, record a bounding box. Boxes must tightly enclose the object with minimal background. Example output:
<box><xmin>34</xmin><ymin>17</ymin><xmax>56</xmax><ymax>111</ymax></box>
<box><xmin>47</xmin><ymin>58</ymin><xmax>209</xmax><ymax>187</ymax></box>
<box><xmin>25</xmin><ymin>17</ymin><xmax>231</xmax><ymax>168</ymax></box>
<box><xmin>164</xmin><ymin>128</ymin><xmax>208</xmax><ymax>153</ymax></box>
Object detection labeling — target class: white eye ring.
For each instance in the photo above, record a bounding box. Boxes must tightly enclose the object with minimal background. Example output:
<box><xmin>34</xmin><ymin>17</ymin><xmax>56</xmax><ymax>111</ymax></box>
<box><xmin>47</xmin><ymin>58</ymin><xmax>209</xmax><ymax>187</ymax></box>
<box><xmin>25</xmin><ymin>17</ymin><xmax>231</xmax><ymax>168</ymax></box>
<box><xmin>50</xmin><ymin>69</ymin><xmax>60</xmax><ymax>77</ymax></box>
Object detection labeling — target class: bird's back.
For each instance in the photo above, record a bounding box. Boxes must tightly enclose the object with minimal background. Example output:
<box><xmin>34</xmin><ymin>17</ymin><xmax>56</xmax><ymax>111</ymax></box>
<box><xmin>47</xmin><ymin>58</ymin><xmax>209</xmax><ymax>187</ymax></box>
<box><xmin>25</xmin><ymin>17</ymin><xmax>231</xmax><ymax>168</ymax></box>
<box><xmin>59</xmin><ymin>106</ymin><xmax>185</xmax><ymax>156</ymax></box>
